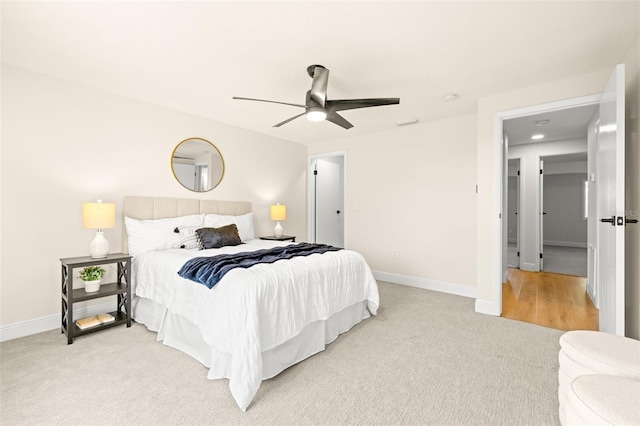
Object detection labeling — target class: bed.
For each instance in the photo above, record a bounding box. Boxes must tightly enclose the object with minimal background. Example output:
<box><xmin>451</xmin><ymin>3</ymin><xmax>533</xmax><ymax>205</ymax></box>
<box><xmin>122</xmin><ymin>196</ymin><xmax>379</xmax><ymax>411</ymax></box>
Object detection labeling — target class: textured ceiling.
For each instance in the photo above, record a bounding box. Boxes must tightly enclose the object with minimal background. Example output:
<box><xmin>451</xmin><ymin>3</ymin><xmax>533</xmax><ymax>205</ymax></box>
<box><xmin>2</xmin><ymin>1</ymin><xmax>638</xmax><ymax>145</ymax></box>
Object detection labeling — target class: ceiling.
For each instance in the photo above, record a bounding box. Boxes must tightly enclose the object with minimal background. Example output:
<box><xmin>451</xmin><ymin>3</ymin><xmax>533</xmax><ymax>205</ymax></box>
<box><xmin>503</xmin><ymin>104</ymin><xmax>598</xmax><ymax>146</ymax></box>
<box><xmin>2</xmin><ymin>1</ymin><xmax>638</xmax><ymax>146</ymax></box>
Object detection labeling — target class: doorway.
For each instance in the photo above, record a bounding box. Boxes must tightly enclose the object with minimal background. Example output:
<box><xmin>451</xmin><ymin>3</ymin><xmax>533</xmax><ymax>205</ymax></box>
<box><xmin>501</xmin><ymin>98</ymin><xmax>600</xmax><ymax>330</ymax></box>
<box><xmin>308</xmin><ymin>151</ymin><xmax>346</xmax><ymax>247</ymax></box>
<box><xmin>504</xmin><ymin>152</ymin><xmax>593</xmax><ymax>330</ymax></box>
<box><xmin>494</xmin><ymin>65</ymin><xmax>625</xmax><ymax>335</ymax></box>
<box><xmin>540</xmin><ymin>154</ymin><xmax>589</xmax><ymax>277</ymax></box>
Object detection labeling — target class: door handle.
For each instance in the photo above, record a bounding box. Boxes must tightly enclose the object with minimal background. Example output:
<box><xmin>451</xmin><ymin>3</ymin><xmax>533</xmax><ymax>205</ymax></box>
<box><xmin>336</xmin><ymin>210</ymin><xmax>341</xmax><ymax>214</ymax></box>
<box><xmin>600</xmin><ymin>216</ymin><xmax>616</xmax><ymax>226</ymax></box>
<box><xmin>600</xmin><ymin>216</ymin><xmax>638</xmax><ymax>226</ymax></box>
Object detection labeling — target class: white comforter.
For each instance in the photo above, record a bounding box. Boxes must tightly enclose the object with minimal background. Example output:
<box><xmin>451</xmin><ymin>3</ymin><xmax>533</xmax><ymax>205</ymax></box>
<box><xmin>132</xmin><ymin>239</ymin><xmax>379</xmax><ymax>410</ymax></box>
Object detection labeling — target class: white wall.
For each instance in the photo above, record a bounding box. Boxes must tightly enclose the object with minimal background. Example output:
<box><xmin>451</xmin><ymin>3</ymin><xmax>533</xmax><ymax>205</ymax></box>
<box><xmin>544</xmin><ymin>160</ymin><xmax>587</xmax><ymax>175</ymax></box>
<box><xmin>309</xmin><ymin>114</ymin><xmax>478</xmax><ymax>296</ymax></box>
<box><xmin>543</xmin><ymin>173</ymin><xmax>587</xmax><ymax>247</ymax></box>
<box><xmin>0</xmin><ymin>64</ymin><xmax>308</xmax><ymax>330</ymax></box>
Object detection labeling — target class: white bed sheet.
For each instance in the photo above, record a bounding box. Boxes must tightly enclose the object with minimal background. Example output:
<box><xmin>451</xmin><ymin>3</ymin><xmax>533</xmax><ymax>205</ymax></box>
<box><xmin>132</xmin><ymin>239</ymin><xmax>379</xmax><ymax>411</ymax></box>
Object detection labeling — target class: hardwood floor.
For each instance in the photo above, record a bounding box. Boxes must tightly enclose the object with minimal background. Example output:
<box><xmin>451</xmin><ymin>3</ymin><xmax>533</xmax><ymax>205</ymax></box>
<box><xmin>502</xmin><ymin>268</ymin><xmax>598</xmax><ymax>331</ymax></box>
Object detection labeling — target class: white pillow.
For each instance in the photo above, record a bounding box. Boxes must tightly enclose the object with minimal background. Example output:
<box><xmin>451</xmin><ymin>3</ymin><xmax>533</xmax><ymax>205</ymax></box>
<box><xmin>204</xmin><ymin>212</ymin><xmax>255</xmax><ymax>242</ymax></box>
<box><xmin>125</xmin><ymin>214</ymin><xmax>204</xmax><ymax>256</ymax></box>
<box><xmin>176</xmin><ymin>225</ymin><xmax>202</xmax><ymax>250</ymax></box>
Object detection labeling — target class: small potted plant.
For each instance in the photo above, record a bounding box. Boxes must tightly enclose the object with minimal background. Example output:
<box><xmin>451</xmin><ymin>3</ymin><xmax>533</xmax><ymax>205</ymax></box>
<box><xmin>78</xmin><ymin>266</ymin><xmax>106</xmax><ymax>293</ymax></box>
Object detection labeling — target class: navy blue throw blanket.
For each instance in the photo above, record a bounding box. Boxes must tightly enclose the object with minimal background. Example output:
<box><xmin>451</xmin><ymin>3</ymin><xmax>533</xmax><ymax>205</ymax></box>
<box><xmin>177</xmin><ymin>243</ymin><xmax>343</xmax><ymax>289</ymax></box>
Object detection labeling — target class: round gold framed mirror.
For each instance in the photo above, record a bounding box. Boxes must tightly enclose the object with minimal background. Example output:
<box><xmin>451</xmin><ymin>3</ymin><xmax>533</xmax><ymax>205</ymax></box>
<box><xmin>171</xmin><ymin>137</ymin><xmax>225</xmax><ymax>192</ymax></box>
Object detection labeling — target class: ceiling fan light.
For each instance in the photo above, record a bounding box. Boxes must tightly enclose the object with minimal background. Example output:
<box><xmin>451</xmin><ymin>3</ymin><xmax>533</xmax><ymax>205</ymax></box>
<box><xmin>306</xmin><ymin>107</ymin><xmax>327</xmax><ymax>122</ymax></box>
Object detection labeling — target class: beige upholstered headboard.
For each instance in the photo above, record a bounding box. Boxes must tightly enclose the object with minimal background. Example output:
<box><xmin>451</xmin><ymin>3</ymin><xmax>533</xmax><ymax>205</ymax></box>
<box><xmin>122</xmin><ymin>196</ymin><xmax>252</xmax><ymax>254</ymax></box>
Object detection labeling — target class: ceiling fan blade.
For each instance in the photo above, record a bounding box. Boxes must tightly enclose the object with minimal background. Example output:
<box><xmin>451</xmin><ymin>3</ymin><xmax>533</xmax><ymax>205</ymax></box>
<box><xmin>309</xmin><ymin>66</ymin><xmax>329</xmax><ymax>107</ymax></box>
<box><xmin>326</xmin><ymin>111</ymin><xmax>353</xmax><ymax>130</ymax></box>
<box><xmin>327</xmin><ymin>98</ymin><xmax>400</xmax><ymax>112</ymax></box>
<box><xmin>273</xmin><ymin>112</ymin><xmax>307</xmax><ymax>128</ymax></box>
<box><xmin>233</xmin><ymin>96</ymin><xmax>306</xmax><ymax>109</ymax></box>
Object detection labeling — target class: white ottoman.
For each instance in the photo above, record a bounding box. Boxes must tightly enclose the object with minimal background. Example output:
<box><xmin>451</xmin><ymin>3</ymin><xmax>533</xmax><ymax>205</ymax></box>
<box><xmin>560</xmin><ymin>331</ymin><xmax>640</xmax><ymax>379</ymax></box>
<box><xmin>564</xmin><ymin>374</ymin><xmax>640</xmax><ymax>425</ymax></box>
<box><xmin>558</xmin><ymin>331</ymin><xmax>640</xmax><ymax>425</ymax></box>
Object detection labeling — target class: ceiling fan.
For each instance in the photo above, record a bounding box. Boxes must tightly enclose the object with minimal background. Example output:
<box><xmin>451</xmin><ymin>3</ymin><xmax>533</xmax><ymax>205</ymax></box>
<box><xmin>233</xmin><ymin>65</ymin><xmax>400</xmax><ymax>129</ymax></box>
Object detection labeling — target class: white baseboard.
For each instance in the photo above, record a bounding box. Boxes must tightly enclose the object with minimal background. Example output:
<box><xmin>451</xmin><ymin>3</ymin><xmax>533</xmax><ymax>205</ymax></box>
<box><xmin>475</xmin><ymin>298</ymin><xmax>501</xmax><ymax>316</ymax></box>
<box><xmin>374</xmin><ymin>269</ymin><xmax>499</xmax><ymax>316</ymax></box>
<box><xmin>544</xmin><ymin>240</ymin><xmax>587</xmax><ymax>248</ymax></box>
<box><xmin>0</xmin><ymin>301</ymin><xmax>114</xmax><ymax>342</ymax></box>
<box><xmin>372</xmin><ymin>270</ymin><xmax>476</xmax><ymax>299</ymax></box>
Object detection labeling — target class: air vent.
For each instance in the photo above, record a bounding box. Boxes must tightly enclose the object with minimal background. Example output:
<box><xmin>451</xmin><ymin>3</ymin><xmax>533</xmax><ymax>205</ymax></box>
<box><xmin>395</xmin><ymin>119</ymin><xmax>419</xmax><ymax>127</ymax></box>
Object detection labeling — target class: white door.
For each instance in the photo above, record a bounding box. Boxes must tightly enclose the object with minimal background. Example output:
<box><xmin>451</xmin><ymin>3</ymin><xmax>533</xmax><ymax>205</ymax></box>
<box><xmin>597</xmin><ymin>64</ymin><xmax>625</xmax><ymax>335</ymax></box>
<box><xmin>315</xmin><ymin>158</ymin><xmax>344</xmax><ymax>247</ymax></box>
<box><xmin>539</xmin><ymin>160</ymin><xmax>544</xmax><ymax>270</ymax></box>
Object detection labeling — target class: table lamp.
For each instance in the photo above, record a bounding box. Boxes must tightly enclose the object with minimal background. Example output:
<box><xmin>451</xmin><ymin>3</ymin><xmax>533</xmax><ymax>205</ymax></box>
<box><xmin>83</xmin><ymin>200</ymin><xmax>116</xmax><ymax>258</ymax></box>
<box><xmin>270</xmin><ymin>203</ymin><xmax>286</xmax><ymax>238</ymax></box>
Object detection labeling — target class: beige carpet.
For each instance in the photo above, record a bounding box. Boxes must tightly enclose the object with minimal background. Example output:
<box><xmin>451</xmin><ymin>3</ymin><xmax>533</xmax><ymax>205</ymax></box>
<box><xmin>0</xmin><ymin>282</ymin><xmax>563</xmax><ymax>425</ymax></box>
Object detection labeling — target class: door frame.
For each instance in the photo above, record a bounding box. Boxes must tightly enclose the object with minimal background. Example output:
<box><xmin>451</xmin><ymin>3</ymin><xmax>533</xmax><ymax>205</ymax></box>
<box><xmin>308</xmin><ymin>151</ymin><xmax>347</xmax><ymax>246</ymax></box>
<box><xmin>506</xmin><ymin>157</ymin><xmax>522</xmax><ymax>271</ymax></box>
<box><xmin>493</xmin><ymin>94</ymin><xmax>601</xmax><ymax>314</ymax></box>
<box><xmin>539</xmin><ymin>158</ymin><xmax>544</xmax><ymax>271</ymax></box>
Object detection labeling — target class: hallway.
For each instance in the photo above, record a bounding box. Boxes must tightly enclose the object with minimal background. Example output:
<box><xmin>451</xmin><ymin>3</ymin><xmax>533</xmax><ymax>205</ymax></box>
<box><xmin>502</xmin><ymin>268</ymin><xmax>598</xmax><ymax>331</ymax></box>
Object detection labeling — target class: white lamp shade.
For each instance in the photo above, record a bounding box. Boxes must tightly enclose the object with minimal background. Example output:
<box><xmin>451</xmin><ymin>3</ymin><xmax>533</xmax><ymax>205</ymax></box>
<box><xmin>83</xmin><ymin>202</ymin><xmax>116</xmax><ymax>229</ymax></box>
<box><xmin>270</xmin><ymin>204</ymin><xmax>286</xmax><ymax>221</ymax></box>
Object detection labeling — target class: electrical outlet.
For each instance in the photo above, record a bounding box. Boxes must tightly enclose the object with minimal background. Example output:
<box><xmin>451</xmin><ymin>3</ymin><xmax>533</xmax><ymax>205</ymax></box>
<box><xmin>352</xmin><ymin>202</ymin><xmax>358</xmax><ymax>210</ymax></box>
<box><xmin>392</xmin><ymin>249</ymin><xmax>398</xmax><ymax>258</ymax></box>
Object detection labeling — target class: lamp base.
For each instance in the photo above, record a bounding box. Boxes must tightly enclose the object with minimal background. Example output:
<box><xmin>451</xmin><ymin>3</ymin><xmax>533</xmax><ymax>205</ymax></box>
<box><xmin>274</xmin><ymin>222</ymin><xmax>283</xmax><ymax>238</ymax></box>
<box><xmin>89</xmin><ymin>231</ymin><xmax>110</xmax><ymax>258</ymax></box>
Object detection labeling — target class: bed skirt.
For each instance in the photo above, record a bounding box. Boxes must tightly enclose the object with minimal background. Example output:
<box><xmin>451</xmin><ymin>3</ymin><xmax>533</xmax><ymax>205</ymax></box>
<box><xmin>133</xmin><ymin>295</ymin><xmax>370</xmax><ymax>388</ymax></box>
